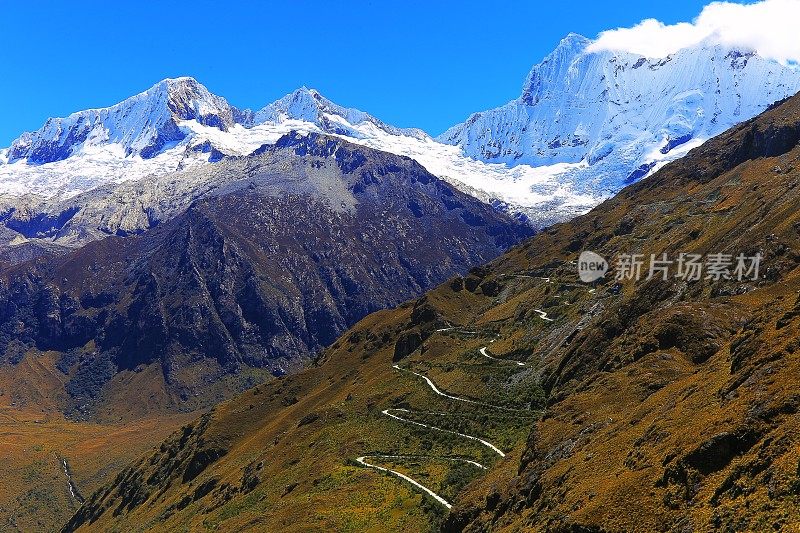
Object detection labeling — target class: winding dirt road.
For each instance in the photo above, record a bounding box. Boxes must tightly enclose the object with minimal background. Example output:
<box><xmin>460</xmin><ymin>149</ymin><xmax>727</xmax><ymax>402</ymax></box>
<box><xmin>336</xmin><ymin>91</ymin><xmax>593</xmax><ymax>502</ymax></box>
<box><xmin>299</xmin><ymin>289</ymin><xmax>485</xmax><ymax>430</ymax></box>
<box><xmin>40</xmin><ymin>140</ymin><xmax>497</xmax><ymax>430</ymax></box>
<box><xmin>479</xmin><ymin>346</ymin><xmax>526</xmax><ymax>366</ymax></box>
<box><xmin>392</xmin><ymin>364</ymin><xmax>525</xmax><ymax>412</ymax></box>
<box><xmin>357</xmin><ymin>315</ymin><xmax>553</xmax><ymax>508</ymax></box>
<box><xmin>382</xmin><ymin>408</ymin><xmax>506</xmax><ymax>457</ymax></box>
<box><xmin>356</xmin><ymin>454</ymin><xmax>486</xmax><ymax>509</ymax></box>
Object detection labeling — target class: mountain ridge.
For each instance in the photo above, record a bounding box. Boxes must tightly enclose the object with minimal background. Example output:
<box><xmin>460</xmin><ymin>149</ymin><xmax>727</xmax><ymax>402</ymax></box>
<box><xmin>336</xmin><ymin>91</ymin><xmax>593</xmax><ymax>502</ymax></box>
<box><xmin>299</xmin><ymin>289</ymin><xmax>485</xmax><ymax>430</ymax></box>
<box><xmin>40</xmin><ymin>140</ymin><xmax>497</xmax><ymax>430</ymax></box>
<box><xmin>3</xmin><ymin>36</ymin><xmax>798</xmax><ymax>227</ymax></box>
<box><xmin>6</xmin><ymin>77</ymin><xmax>245</xmax><ymax>164</ymax></box>
<box><xmin>253</xmin><ymin>86</ymin><xmax>429</xmax><ymax>140</ymax></box>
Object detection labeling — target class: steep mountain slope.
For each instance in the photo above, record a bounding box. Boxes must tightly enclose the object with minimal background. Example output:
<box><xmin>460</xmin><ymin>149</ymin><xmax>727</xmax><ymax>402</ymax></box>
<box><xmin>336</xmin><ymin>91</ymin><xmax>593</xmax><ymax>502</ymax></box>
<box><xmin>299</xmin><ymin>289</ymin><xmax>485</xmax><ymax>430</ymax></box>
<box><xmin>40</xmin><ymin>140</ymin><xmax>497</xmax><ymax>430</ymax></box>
<box><xmin>0</xmin><ymin>133</ymin><xmax>532</xmax><ymax>421</ymax></box>
<box><xmin>441</xmin><ymin>93</ymin><xmax>800</xmax><ymax>533</ymax></box>
<box><xmin>62</xmin><ymin>92</ymin><xmax>800</xmax><ymax>532</ymax></box>
<box><xmin>439</xmin><ymin>34</ymin><xmax>800</xmax><ymax>201</ymax></box>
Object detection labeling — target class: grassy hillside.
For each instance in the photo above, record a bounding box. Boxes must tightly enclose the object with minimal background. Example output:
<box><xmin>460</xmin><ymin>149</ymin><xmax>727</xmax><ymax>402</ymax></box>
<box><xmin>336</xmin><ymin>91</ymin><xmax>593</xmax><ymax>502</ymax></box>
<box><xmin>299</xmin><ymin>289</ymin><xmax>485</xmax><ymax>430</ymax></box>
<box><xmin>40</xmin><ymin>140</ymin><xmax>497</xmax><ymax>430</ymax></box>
<box><xmin>62</xmin><ymin>283</ymin><xmax>570</xmax><ymax>531</ymax></box>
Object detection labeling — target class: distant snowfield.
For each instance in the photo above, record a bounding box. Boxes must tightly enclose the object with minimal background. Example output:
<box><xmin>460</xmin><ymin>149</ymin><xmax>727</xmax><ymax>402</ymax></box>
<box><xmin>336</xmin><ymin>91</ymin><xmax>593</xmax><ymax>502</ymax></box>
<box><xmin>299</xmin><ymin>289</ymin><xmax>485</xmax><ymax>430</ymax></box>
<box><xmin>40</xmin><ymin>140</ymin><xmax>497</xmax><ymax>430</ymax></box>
<box><xmin>334</xmin><ymin>118</ymin><xmax>602</xmax><ymax>212</ymax></box>
<box><xmin>0</xmin><ymin>114</ymin><xmax>606</xmax><ymax>223</ymax></box>
<box><xmin>0</xmin><ymin>119</ymin><xmax>319</xmax><ymax>201</ymax></box>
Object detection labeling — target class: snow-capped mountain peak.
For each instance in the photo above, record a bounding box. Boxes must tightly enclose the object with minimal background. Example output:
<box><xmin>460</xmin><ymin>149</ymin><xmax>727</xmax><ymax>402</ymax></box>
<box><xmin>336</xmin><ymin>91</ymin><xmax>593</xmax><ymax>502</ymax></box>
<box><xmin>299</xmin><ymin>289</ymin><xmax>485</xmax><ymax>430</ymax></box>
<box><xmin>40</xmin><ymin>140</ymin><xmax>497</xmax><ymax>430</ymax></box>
<box><xmin>254</xmin><ymin>86</ymin><xmax>335</xmax><ymax>123</ymax></box>
<box><xmin>521</xmin><ymin>33</ymin><xmax>591</xmax><ymax>106</ymax></box>
<box><xmin>437</xmin><ymin>36</ymin><xmax>800</xmax><ymax>195</ymax></box>
<box><xmin>6</xmin><ymin>77</ymin><xmax>243</xmax><ymax>164</ymax></box>
<box><xmin>254</xmin><ymin>86</ymin><xmax>429</xmax><ymax>140</ymax></box>
<box><xmin>152</xmin><ymin>76</ymin><xmax>249</xmax><ymax>130</ymax></box>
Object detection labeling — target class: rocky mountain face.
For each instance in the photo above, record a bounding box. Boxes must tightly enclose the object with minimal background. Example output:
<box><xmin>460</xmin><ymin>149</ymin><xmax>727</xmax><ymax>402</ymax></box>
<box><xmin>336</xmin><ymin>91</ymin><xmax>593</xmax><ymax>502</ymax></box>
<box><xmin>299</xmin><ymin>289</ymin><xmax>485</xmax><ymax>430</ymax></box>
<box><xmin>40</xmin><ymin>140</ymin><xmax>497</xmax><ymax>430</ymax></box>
<box><xmin>0</xmin><ymin>133</ymin><xmax>532</xmax><ymax>420</ymax></box>
<box><xmin>439</xmin><ymin>34</ymin><xmax>800</xmax><ymax>196</ymax></box>
<box><xmin>61</xmin><ymin>92</ymin><xmax>800</xmax><ymax>531</ymax></box>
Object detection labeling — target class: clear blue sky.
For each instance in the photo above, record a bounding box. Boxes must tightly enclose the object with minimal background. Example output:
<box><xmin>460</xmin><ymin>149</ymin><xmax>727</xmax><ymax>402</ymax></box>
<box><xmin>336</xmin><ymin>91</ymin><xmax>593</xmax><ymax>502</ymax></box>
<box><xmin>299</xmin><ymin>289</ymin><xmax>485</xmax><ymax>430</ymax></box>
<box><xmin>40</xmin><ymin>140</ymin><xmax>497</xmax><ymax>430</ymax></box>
<box><xmin>0</xmin><ymin>0</ymin><xmax>717</xmax><ymax>146</ymax></box>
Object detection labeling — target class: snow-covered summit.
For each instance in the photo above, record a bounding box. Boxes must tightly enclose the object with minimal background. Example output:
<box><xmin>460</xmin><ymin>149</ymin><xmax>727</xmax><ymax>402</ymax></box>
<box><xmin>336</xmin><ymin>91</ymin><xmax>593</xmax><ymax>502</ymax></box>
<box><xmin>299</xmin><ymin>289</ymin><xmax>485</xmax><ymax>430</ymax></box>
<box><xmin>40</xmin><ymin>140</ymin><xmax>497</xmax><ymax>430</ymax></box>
<box><xmin>520</xmin><ymin>33</ymin><xmax>593</xmax><ymax>108</ymax></box>
<box><xmin>0</xmin><ymin>80</ymin><xmax>440</xmax><ymax>202</ymax></box>
<box><xmin>437</xmin><ymin>35</ymin><xmax>800</xmax><ymax>192</ymax></box>
<box><xmin>254</xmin><ymin>87</ymin><xmax>429</xmax><ymax>140</ymax></box>
<box><xmin>6</xmin><ymin>77</ymin><xmax>245</xmax><ymax>164</ymax></box>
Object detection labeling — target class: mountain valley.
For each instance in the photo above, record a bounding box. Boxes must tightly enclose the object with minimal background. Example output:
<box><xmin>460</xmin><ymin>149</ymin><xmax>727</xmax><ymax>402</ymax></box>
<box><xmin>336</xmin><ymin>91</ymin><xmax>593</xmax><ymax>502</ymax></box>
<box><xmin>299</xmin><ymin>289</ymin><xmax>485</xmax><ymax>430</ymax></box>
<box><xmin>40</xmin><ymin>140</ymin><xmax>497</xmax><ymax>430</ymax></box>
<box><xmin>0</xmin><ymin>13</ymin><xmax>799</xmax><ymax>531</ymax></box>
<box><xmin>57</xmin><ymin>75</ymin><xmax>800</xmax><ymax>533</ymax></box>
<box><xmin>0</xmin><ymin>131</ymin><xmax>532</xmax><ymax>530</ymax></box>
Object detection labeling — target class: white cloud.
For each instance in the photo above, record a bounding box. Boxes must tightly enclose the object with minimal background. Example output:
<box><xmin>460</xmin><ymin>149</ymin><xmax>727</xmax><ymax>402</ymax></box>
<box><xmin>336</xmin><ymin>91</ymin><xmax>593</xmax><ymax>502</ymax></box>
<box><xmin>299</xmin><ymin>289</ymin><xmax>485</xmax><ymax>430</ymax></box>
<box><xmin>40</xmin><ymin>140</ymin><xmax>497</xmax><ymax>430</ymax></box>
<box><xmin>587</xmin><ymin>0</ymin><xmax>800</xmax><ymax>63</ymax></box>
